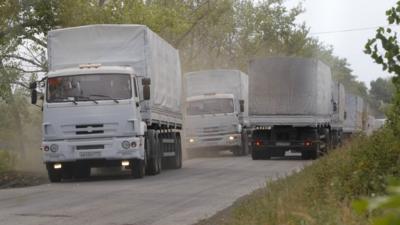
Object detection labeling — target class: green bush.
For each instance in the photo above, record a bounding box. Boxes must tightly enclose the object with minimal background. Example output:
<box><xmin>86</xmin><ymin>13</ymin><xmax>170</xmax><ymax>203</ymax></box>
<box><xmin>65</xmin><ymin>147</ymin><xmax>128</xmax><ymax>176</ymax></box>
<box><xmin>220</xmin><ymin>127</ymin><xmax>400</xmax><ymax>225</ymax></box>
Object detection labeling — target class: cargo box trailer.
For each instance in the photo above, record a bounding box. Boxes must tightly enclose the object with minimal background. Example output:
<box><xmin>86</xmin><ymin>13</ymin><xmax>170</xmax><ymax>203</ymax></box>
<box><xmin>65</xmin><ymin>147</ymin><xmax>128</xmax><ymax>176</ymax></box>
<box><xmin>343</xmin><ymin>92</ymin><xmax>364</xmax><ymax>137</ymax></box>
<box><xmin>248</xmin><ymin>57</ymin><xmax>341</xmax><ymax>160</ymax></box>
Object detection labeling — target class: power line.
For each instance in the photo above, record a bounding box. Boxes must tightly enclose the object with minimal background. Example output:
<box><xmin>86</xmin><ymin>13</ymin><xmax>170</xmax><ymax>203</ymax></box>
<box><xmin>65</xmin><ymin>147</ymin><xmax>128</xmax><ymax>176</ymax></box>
<box><xmin>309</xmin><ymin>25</ymin><xmax>396</xmax><ymax>35</ymax></box>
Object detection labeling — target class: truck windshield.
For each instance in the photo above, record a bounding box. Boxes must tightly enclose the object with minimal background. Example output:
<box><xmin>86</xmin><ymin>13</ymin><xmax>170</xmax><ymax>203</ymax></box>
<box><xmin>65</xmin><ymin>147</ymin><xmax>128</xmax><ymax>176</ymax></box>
<box><xmin>187</xmin><ymin>98</ymin><xmax>234</xmax><ymax>115</ymax></box>
<box><xmin>47</xmin><ymin>74</ymin><xmax>132</xmax><ymax>103</ymax></box>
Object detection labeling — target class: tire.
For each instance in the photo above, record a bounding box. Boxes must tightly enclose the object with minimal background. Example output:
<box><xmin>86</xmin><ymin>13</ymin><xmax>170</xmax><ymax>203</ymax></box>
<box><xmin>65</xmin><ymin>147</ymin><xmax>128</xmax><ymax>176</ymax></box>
<box><xmin>46</xmin><ymin>163</ymin><xmax>62</xmax><ymax>183</ymax></box>
<box><xmin>161</xmin><ymin>132</ymin><xmax>182</xmax><ymax>170</ymax></box>
<box><xmin>322</xmin><ymin>128</ymin><xmax>331</xmax><ymax>153</ymax></box>
<box><xmin>251</xmin><ymin>149</ymin><xmax>270</xmax><ymax>160</ymax></box>
<box><xmin>241</xmin><ymin>131</ymin><xmax>250</xmax><ymax>156</ymax></box>
<box><xmin>303</xmin><ymin>144</ymin><xmax>319</xmax><ymax>160</ymax></box>
<box><xmin>146</xmin><ymin>130</ymin><xmax>161</xmax><ymax>175</ymax></box>
<box><xmin>131</xmin><ymin>158</ymin><xmax>145</xmax><ymax>179</ymax></box>
<box><xmin>233</xmin><ymin>146</ymin><xmax>242</xmax><ymax>156</ymax></box>
<box><xmin>160</xmin><ymin>132</ymin><xmax>170</xmax><ymax>169</ymax></box>
<box><xmin>233</xmin><ymin>132</ymin><xmax>249</xmax><ymax>156</ymax></box>
<box><xmin>170</xmin><ymin>133</ymin><xmax>182</xmax><ymax>169</ymax></box>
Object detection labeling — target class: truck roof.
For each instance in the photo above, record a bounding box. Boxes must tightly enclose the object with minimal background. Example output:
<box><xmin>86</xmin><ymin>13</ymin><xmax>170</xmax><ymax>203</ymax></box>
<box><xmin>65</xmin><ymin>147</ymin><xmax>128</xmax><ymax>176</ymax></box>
<box><xmin>47</xmin><ymin>65</ymin><xmax>135</xmax><ymax>78</ymax></box>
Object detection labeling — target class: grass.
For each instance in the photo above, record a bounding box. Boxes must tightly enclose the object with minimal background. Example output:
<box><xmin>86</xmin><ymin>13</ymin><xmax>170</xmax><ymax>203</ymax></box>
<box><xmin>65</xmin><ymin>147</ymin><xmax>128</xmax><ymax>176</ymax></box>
<box><xmin>200</xmin><ymin>128</ymin><xmax>400</xmax><ymax>225</ymax></box>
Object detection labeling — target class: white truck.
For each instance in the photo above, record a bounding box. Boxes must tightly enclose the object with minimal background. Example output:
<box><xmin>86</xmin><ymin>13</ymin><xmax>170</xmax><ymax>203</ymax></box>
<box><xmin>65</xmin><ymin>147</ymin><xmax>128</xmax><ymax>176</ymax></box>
<box><xmin>248</xmin><ymin>57</ymin><xmax>343</xmax><ymax>160</ymax></box>
<box><xmin>30</xmin><ymin>25</ymin><xmax>183</xmax><ymax>182</ymax></box>
<box><xmin>184</xmin><ymin>70</ymin><xmax>249</xmax><ymax>156</ymax></box>
<box><xmin>343</xmin><ymin>92</ymin><xmax>364</xmax><ymax>138</ymax></box>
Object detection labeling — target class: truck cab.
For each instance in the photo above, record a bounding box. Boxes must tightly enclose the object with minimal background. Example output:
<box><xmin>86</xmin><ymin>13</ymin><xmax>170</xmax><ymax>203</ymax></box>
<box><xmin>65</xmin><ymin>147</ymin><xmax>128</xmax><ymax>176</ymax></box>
<box><xmin>37</xmin><ymin>65</ymin><xmax>148</xmax><ymax>181</ymax></box>
<box><xmin>31</xmin><ymin>24</ymin><xmax>183</xmax><ymax>182</ymax></box>
<box><xmin>185</xmin><ymin>93</ymin><xmax>246</xmax><ymax>155</ymax></box>
<box><xmin>184</xmin><ymin>70</ymin><xmax>249</xmax><ymax>157</ymax></box>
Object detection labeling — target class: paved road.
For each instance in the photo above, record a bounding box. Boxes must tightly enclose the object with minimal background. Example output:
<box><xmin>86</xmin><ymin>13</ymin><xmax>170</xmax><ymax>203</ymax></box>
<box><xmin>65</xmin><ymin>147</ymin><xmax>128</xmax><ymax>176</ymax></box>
<box><xmin>0</xmin><ymin>155</ymin><xmax>309</xmax><ymax>225</ymax></box>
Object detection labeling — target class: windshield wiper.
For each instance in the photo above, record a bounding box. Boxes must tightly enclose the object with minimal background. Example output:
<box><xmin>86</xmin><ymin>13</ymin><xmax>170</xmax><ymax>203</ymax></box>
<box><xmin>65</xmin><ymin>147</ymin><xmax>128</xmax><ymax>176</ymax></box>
<box><xmin>51</xmin><ymin>98</ymin><xmax>78</xmax><ymax>105</ymax></box>
<box><xmin>89</xmin><ymin>94</ymin><xmax>119</xmax><ymax>103</ymax></box>
<box><xmin>74</xmin><ymin>96</ymin><xmax>98</xmax><ymax>104</ymax></box>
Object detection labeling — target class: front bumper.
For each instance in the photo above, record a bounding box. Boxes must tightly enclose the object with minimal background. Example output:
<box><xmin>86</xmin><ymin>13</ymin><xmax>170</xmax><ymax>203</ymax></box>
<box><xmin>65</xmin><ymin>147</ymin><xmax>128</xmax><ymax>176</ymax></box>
<box><xmin>252</xmin><ymin>141</ymin><xmax>316</xmax><ymax>156</ymax></box>
<box><xmin>42</xmin><ymin>136</ymin><xmax>145</xmax><ymax>162</ymax></box>
<box><xmin>186</xmin><ymin>133</ymin><xmax>241</xmax><ymax>150</ymax></box>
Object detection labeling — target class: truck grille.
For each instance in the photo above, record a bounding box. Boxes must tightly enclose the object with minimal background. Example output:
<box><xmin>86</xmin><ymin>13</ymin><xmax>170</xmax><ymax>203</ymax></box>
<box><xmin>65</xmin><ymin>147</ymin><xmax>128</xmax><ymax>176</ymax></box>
<box><xmin>76</xmin><ymin>145</ymin><xmax>105</xmax><ymax>150</ymax></box>
<box><xmin>203</xmin><ymin>137</ymin><xmax>223</xmax><ymax>142</ymax></box>
<box><xmin>61</xmin><ymin>123</ymin><xmax>118</xmax><ymax>137</ymax></box>
<box><xmin>75</xmin><ymin>124</ymin><xmax>104</xmax><ymax>135</ymax></box>
<box><xmin>192</xmin><ymin>125</ymin><xmax>236</xmax><ymax>137</ymax></box>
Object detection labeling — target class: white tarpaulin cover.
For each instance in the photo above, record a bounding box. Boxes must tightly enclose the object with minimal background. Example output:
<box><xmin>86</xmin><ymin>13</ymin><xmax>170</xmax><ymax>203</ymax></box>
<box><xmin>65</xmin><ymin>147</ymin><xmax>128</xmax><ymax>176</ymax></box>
<box><xmin>344</xmin><ymin>92</ymin><xmax>364</xmax><ymax>132</ymax></box>
<box><xmin>331</xmin><ymin>81</ymin><xmax>346</xmax><ymax>126</ymax></box>
<box><xmin>248</xmin><ymin>57</ymin><xmax>332</xmax><ymax>116</ymax></box>
<box><xmin>48</xmin><ymin>24</ymin><xmax>182</xmax><ymax>120</ymax></box>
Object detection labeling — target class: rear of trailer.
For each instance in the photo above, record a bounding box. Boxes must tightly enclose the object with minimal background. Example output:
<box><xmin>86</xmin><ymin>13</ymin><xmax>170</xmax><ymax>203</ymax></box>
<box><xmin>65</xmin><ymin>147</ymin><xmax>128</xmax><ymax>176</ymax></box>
<box><xmin>248</xmin><ymin>57</ymin><xmax>336</xmax><ymax>160</ymax></box>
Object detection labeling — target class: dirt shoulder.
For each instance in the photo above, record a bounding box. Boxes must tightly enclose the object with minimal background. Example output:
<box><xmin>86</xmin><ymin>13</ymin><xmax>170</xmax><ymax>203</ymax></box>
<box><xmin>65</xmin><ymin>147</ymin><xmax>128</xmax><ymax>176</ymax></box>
<box><xmin>0</xmin><ymin>171</ymin><xmax>48</xmax><ymax>189</ymax></box>
<box><xmin>194</xmin><ymin>189</ymin><xmax>265</xmax><ymax>225</ymax></box>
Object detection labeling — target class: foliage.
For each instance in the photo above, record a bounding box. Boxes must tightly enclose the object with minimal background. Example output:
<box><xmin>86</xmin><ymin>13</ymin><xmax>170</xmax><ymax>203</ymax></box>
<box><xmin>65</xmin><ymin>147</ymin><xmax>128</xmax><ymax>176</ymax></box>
<box><xmin>370</xmin><ymin>78</ymin><xmax>395</xmax><ymax>104</ymax></box>
<box><xmin>365</xmin><ymin>0</ymin><xmax>400</xmax><ymax>133</ymax></box>
<box><xmin>368</xmin><ymin>77</ymin><xmax>395</xmax><ymax>117</ymax></box>
<box><xmin>353</xmin><ymin>180</ymin><xmax>400</xmax><ymax>225</ymax></box>
<box><xmin>198</xmin><ymin>128</ymin><xmax>400</xmax><ymax>225</ymax></box>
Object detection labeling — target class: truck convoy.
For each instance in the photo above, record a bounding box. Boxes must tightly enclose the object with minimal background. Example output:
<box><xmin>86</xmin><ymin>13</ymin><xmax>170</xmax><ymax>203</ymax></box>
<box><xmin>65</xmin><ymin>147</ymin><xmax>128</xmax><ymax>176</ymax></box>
<box><xmin>29</xmin><ymin>24</ymin><xmax>383</xmax><ymax>182</ymax></box>
<box><xmin>30</xmin><ymin>25</ymin><xmax>183</xmax><ymax>182</ymax></box>
<box><xmin>248</xmin><ymin>57</ymin><xmax>343</xmax><ymax>160</ymax></box>
<box><xmin>184</xmin><ymin>70</ymin><xmax>249</xmax><ymax>156</ymax></box>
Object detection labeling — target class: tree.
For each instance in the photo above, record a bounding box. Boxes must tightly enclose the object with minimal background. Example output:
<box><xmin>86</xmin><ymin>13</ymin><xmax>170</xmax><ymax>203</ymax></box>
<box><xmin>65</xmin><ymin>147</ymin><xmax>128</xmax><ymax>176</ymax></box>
<box><xmin>370</xmin><ymin>78</ymin><xmax>395</xmax><ymax>104</ymax></box>
<box><xmin>365</xmin><ymin>0</ymin><xmax>400</xmax><ymax>134</ymax></box>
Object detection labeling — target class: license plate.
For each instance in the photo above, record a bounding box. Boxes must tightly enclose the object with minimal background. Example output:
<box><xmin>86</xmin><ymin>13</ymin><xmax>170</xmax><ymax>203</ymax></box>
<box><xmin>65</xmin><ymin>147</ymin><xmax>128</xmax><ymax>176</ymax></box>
<box><xmin>79</xmin><ymin>151</ymin><xmax>101</xmax><ymax>158</ymax></box>
<box><xmin>276</xmin><ymin>142</ymin><xmax>290</xmax><ymax>146</ymax></box>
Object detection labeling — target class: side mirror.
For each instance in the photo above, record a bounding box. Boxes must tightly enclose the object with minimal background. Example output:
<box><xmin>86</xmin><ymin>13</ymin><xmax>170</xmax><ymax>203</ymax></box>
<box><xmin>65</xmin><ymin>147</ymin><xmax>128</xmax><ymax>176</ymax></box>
<box><xmin>29</xmin><ymin>82</ymin><xmax>37</xmax><ymax>89</ymax></box>
<box><xmin>31</xmin><ymin>89</ymin><xmax>38</xmax><ymax>105</ymax></box>
<box><xmin>142</xmin><ymin>78</ymin><xmax>151</xmax><ymax>86</ymax></box>
<box><xmin>344</xmin><ymin>111</ymin><xmax>347</xmax><ymax>120</ymax></box>
<box><xmin>30</xmin><ymin>82</ymin><xmax>38</xmax><ymax>105</ymax></box>
<box><xmin>239</xmin><ymin>100</ymin><xmax>245</xmax><ymax>113</ymax></box>
<box><xmin>142</xmin><ymin>78</ymin><xmax>151</xmax><ymax>101</ymax></box>
<box><xmin>333</xmin><ymin>102</ymin><xmax>338</xmax><ymax>112</ymax></box>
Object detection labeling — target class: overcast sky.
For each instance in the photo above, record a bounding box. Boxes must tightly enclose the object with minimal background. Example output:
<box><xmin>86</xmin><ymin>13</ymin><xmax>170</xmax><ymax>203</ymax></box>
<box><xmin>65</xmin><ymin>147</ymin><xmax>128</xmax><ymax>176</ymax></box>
<box><xmin>284</xmin><ymin>0</ymin><xmax>397</xmax><ymax>87</ymax></box>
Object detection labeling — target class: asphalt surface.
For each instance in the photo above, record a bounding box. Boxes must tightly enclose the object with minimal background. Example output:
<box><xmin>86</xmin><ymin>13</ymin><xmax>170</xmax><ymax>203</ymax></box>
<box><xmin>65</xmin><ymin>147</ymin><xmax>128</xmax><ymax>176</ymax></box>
<box><xmin>0</xmin><ymin>155</ymin><xmax>309</xmax><ymax>225</ymax></box>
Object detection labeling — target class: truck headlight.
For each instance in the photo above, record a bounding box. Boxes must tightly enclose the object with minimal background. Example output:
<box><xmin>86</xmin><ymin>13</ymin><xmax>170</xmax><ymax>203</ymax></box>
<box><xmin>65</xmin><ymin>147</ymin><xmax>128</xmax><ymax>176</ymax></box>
<box><xmin>236</xmin><ymin>124</ymin><xmax>242</xmax><ymax>133</ymax></box>
<box><xmin>121</xmin><ymin>141</ymin><xmax>130</xmax><ymax>149</ymax></box>
<box><xmin>189</xmin><ymin>138</ymin><xmax>195</xmax><ymax>143</ymax></box>
<box><xmin>229</xmin><ymin>136</ymin><xmax>235</xmax><ymax>140</ymax></box>
<box><xmin>50</xmin><ymin>144</ymin><xmax>59</xmax><ymax>152</ymax></box>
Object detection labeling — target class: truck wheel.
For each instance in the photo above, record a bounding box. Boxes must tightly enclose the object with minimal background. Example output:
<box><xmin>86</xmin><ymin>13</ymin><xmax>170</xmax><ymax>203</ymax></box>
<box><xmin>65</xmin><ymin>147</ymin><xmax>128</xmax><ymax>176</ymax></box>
<box><xmin>146</xmin><ymin>130</ymin><xmax>161</xmax><ymax>175</ymax></box>
<box><xmin>241</xmin><ymin>131</ymin><xmax>250</xmax><ymax>156</ymax></box>
<box><xmin>161</xmin><ymin>132</ymin><xmax>182</xmax><ymax>169</ymax></box>
<box><xmin>46</xmin><ymin>163</ymin><xmax>62</xmax><ymax>183</ymax></box>
<box><xmin>322</xmin><ymin>128</ymin><xmax>331</xmax><ymax>153</ymax></box>
<box><xmin>303</xmin><ymin>144</ymin><xmax>319</xmax><ymax>160</ymax></box>
<box><xmin>168</xmin><ymin>133</ymin><xmax>182</xmax><ymax>169</ymax></box>
<box><xmin>251</xmin><ymin>150</ymin><xmax>267</xmax><ymax>160</ymax></box>
<box><xmin>160</xmin><ymin>132</ymin><xmax>169</xmax><ymax>169</ymax></box>
<box><xmin>131</xmin><ymin>158</ymin><xmax>145</xmax><ymax>179</ymax></box>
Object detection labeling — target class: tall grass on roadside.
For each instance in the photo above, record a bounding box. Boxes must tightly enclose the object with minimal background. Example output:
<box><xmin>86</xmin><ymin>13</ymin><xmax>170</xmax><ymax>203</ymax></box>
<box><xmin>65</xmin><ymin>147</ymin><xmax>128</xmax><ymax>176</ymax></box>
<box><xmin>226</xmin><ymin>127</ymin><xmax>400</xmax><ymax>225</ymax></box>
